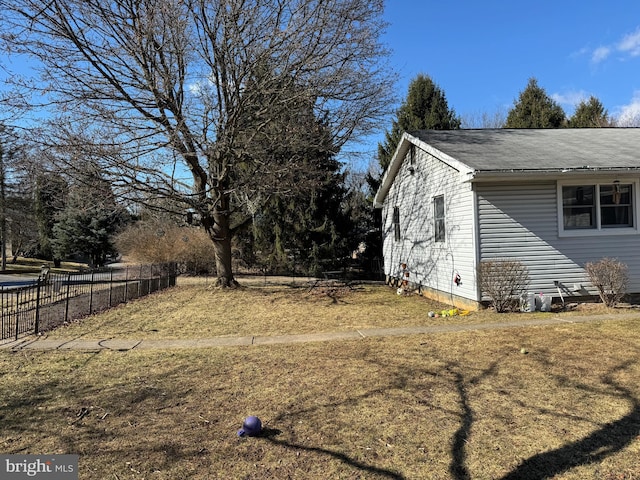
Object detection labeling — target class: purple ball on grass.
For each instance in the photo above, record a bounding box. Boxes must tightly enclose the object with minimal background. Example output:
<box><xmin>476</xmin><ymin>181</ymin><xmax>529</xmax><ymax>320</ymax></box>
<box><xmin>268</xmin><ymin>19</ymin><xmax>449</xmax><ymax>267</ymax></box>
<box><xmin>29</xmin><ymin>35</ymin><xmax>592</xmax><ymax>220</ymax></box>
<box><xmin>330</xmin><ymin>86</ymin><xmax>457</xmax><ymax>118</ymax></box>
<box><xmin>237</xmin><ymin>416</ymin><xmax>262</xmax><ymax>437</ymax></box>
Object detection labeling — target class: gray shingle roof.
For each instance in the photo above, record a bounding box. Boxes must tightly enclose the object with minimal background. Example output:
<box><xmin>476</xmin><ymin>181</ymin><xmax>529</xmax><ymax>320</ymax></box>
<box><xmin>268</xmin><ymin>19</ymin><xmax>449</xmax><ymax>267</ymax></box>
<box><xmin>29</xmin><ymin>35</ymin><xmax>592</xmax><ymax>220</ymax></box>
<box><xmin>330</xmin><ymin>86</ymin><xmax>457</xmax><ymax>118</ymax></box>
<box><xmin>412</xmin><ymin>128</ymin><xmax>640</xmax><ymax>172</ymax></box>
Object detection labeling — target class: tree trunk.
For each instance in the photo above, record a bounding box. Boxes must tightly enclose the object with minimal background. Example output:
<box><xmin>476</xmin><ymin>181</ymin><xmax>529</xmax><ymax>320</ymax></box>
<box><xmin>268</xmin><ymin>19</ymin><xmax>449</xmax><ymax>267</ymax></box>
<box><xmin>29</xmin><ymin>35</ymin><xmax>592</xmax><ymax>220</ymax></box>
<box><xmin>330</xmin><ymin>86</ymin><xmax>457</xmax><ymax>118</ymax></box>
<box><xmin>213</xmin><ymin>232</ymin><xmax>236</xmax><ymax>287</ymax></box>
<box><xmin>0</xmin><ymin>148</ymin><xmax>5</xmax><ymax>272</ymax></box>
<box><xmin>209</xmin><ymin>194</ymin><xmax>238</xmax><ymax>288</ymax></box>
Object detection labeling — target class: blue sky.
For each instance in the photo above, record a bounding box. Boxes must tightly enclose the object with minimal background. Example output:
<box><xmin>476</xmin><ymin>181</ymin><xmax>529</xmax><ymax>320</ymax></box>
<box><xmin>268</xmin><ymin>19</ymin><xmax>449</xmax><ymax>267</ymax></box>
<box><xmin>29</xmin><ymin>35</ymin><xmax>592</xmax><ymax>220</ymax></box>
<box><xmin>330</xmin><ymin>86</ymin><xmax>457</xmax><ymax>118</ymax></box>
<box><xmin>381</xmin><ymin>1</ymin><xmax>640</xmax><ymax>125</ymax></box>
<box><xmin>2</xmin><ymin>1</ymin><xmax>640</xmax><ymax>171</ymax></box>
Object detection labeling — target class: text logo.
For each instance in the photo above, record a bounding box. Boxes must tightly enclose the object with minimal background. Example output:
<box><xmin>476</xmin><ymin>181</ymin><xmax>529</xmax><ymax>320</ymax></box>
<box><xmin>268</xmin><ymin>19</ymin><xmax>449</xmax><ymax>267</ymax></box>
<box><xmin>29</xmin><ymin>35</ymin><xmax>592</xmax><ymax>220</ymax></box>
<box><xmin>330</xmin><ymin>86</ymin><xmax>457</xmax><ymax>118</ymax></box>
<box><xmin>0</xmin><ymin>455</ymin><xmax>78</xmax><ymax>479</ymax></box>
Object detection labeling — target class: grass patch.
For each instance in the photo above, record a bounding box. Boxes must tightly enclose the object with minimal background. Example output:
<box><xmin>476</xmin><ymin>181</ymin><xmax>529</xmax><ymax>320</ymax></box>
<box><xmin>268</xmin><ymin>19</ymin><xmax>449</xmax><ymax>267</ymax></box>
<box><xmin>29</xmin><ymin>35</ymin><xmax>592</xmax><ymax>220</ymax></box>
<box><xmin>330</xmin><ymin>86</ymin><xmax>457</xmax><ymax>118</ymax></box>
<box><xmin>1</xmin><ymin>256</ymin><xmax>87</xmax><ymax>275</ymax></box>
<box><xmin>1</xmin><ymin>279</ymin><xmax>639</xmax><ymax>478</ymax></box>
<box><xmin>43</xmin><ymin>278</ymin><xmax>627</xmax><ymax>340</ymax></box>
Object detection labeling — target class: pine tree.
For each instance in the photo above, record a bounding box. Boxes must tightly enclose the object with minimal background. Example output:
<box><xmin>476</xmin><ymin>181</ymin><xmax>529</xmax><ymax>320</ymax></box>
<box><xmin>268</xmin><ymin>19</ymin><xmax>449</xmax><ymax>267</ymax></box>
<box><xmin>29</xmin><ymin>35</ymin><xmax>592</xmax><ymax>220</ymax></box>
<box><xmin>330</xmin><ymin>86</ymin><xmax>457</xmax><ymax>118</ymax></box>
<box><xmin>505</xmin><ymin>78</ymin><xmax>566</xmax><ymax>128</ymax></box>
<box><xmin>51</xmin><ymin>169</ymin><xmax>128</xmax><ymax>266</ymax></box>
<box><xmin>34</xmin><ymin>172</ymin><xmax>68</xmax><ymax>263</ymax></box>
<box><xmin>567</xmin><ymin>96</ymin><xmax>611</xmax><ymax>127</ymax></box>
<box><xmin>240</xmin><ymin>152</ymin><xmax>354</xmax><ymax>276</ymax></box>
<box><xmin>230</xmin><ymin>61</ymin><xmax>360</xmax><ymax>276</ymax></box>
<box><xmin>377</xmin><ymin>74</ymin><xmax>461</xmax><ymax>172</ymax></box>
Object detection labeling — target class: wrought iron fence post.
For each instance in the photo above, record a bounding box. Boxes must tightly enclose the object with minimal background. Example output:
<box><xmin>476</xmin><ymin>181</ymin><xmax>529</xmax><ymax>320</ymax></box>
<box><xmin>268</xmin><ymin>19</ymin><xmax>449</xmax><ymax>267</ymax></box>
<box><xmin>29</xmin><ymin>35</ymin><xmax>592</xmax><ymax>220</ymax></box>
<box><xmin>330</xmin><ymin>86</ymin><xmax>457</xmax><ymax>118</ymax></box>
<box><xmin>64</xmin><ymin>273</ymin><xmax>72</xmax><ymax>323</ymax></box>
<box><xmin>89</xmin><ymin>270</ymin><xmax>95</xmax><ymax>314</ymax></box>
<box><xmin>15</xmin><ymin>289</ymin><xmax>20</xmax><ymax>341</ymax></box>
<box><xmin>108</xmin><ymin>268</ymin><xmax>114</xmax><ymax>307</ymax></box>
<box><xmin>34</xmin><ymin>279</ymin><xmax>42</xmax><ymax>335</ymax></box>
<box><xmin>0</xmin><ymin>286</ymin><xmax>2</xmax><ymax>339</ymax></box>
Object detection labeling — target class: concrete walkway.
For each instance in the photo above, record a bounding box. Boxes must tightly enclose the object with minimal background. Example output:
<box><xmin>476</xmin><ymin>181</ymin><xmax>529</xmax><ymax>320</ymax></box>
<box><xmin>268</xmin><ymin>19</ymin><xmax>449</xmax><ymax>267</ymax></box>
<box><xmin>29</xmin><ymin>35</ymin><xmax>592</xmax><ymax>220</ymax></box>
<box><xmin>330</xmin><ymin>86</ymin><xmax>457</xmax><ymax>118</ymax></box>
<box><xmin>2</xmin><ymin>312</ymin><xmax>638</xmax><ymax>352</ymax></box>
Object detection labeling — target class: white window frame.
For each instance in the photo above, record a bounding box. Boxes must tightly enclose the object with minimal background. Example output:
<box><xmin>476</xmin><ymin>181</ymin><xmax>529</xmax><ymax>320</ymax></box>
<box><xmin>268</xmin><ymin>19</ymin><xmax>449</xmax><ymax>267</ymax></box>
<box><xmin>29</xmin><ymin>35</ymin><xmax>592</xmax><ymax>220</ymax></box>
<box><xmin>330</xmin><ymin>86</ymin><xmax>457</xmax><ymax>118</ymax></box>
<box><xmin>433</xmin><ymin>195</ymin><xmax>446</xmax><ymax>242</ymax></box>
<box><xmin>393</xmin><ymin>206</ymin><xmax>401</xmax><ymax>241</ymax></box>
<box><xmin>557</xmin><ymin>179</ymin><xmax>640</xmax><ymax>237</ymax></box>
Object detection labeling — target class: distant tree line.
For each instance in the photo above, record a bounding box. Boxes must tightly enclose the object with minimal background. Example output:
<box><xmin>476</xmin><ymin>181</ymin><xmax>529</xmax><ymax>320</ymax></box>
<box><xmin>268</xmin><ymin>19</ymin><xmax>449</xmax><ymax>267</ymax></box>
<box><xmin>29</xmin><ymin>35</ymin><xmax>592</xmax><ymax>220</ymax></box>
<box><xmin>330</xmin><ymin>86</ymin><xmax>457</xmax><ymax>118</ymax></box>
<box><xmin>0</xmin><ymin>137</ymin><xmax>130</xmax><ymax>268</ymax></box>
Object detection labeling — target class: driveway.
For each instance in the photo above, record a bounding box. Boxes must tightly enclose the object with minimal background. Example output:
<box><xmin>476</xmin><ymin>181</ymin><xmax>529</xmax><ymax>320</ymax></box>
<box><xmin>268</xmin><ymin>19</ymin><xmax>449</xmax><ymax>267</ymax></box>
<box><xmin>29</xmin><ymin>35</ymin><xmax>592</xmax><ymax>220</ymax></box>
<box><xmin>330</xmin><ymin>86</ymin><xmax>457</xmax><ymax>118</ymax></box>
<box><xmin>0</xmin><ymin>273</ymin><xmax>38</xmax><ymax>289</ymax></box>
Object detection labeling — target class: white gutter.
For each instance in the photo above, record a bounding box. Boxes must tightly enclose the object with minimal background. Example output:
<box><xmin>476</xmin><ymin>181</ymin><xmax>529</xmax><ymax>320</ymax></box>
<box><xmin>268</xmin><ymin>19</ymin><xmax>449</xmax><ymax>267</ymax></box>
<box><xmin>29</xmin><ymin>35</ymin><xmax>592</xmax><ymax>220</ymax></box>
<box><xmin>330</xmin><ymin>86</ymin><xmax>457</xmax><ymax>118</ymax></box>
<box><xmin>465</xmin><ymin>167</ymin><xmax>640</xmax><ymax>183</ymax></box>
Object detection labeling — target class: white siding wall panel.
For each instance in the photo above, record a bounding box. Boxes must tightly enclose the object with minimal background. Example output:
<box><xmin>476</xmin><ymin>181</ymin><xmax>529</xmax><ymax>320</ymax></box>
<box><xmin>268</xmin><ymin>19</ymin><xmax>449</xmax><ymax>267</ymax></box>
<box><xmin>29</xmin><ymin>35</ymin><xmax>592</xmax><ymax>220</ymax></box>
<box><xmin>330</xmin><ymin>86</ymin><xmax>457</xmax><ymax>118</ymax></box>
<box><xmin>477</xmin><ymin>182</ymin><xmax>640</xmax><ymax>297</ymax></box>
<box><xmin>381</xmin><ymin>146</ymin><xmax>478</xmax><ymax>302</ymax></box>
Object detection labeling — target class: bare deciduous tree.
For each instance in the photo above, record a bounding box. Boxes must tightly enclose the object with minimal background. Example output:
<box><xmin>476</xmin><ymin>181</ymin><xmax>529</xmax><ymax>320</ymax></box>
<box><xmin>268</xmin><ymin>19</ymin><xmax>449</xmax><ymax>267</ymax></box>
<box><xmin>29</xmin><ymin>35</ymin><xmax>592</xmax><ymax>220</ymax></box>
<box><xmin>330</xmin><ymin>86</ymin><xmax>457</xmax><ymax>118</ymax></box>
<box><xmin>0</xmin><ymin>0</ymin><xmax>395</xmax><ymax>285</ymax></box>
<box><xmin>460</xmin><ymin>107</ymin><xmax>507</xmax><ymax>129</ymax></box>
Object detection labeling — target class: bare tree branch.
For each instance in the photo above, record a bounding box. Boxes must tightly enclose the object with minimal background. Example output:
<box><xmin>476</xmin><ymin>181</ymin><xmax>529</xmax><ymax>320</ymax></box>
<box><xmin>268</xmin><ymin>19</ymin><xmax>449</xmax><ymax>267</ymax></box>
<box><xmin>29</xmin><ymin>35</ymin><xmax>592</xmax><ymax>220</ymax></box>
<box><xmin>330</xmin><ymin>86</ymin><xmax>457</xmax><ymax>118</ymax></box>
<box><xmin>0</xmin><ymin>0</ymin><xmax>395</xmax><ymax>283</ymax></box>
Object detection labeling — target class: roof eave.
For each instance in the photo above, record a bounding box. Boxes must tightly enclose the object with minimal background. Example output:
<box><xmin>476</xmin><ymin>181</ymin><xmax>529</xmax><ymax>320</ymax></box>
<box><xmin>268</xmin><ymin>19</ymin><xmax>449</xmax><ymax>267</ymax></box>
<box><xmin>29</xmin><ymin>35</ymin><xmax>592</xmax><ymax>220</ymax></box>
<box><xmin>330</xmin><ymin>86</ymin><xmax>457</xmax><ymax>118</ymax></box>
<box><xmin>373</xmin><ymin>131</ymin><xmax>476</xmax><ymax>208</ymax></box>
<box><xmin>373</xmin><ymin>133</ymin><xmax>412</xmax><ymax>208</ymax></box>
<box><xmin>468</xmin><ymin>167</ymin><xmax>640</xmax><ymax>183</ymax></box>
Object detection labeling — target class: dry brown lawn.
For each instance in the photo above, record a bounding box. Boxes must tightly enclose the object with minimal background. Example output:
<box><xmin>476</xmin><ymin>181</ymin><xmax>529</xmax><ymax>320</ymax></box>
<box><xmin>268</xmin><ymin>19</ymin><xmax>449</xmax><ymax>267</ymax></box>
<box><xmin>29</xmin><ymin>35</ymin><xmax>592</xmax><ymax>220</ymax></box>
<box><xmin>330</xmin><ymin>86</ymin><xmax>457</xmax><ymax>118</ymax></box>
<box><xmin>42</xmin><ymin>276</ymin><xmax>630</xmax><ymax>340</ymax></box>
<box><xmin>1</xmin><ymin>278</ymin><xmax>639</xmax><ymax>479</ymax></box>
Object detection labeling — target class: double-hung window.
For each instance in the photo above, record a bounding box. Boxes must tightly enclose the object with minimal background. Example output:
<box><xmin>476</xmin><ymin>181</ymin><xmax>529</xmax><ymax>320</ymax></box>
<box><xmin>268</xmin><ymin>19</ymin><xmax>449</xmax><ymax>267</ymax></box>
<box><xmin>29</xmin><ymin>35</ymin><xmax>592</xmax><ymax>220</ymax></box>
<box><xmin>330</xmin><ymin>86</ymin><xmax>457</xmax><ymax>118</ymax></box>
<box><xmin>560</xmin><ymin>181</ymin><xmax>636</xmax><ymax>235</ymax></box>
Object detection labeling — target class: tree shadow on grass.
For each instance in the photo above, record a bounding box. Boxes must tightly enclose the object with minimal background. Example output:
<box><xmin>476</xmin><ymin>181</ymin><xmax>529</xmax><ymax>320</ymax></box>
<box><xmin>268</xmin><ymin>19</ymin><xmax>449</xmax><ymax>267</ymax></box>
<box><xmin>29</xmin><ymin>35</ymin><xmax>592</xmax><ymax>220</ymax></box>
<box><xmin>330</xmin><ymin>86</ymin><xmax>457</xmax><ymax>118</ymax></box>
<box><xmin>499</xmin><ymin>358</ymin><xmax>640</xmax><ymax>480</ymax></box>
<box><xmin>447</xmin><ymin>361</ymin><xmax>500</xmax><ymax>480</ymax></box>
<box><xmin>500</xmin><ymin>404</ymin><xmax>640</xmax><ymax>479</ymax></box>
<box><xmin>261</xmin><ymin>381</ymin><xmax>408</xmax><ymax>478</ymax></box>
<box><xmin>263</xmin><ymin>434</ymin><xmax>405</xmax><ymax>480</ymax></box>
<box><xmin>410</xmin><ymin>338</ymin><xmax>640</xmax><ymax>480</ymax></box>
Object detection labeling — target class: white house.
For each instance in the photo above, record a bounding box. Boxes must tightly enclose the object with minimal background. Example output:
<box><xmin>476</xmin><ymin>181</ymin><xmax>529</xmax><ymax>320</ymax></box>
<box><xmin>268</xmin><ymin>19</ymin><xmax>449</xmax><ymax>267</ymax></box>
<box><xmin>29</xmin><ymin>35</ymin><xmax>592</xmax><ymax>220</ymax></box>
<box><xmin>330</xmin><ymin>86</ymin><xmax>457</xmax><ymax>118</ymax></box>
<box><xmin>373</xmin><ymin>128</ymin><xmax>640</xmax><ymax>309</ymax></box>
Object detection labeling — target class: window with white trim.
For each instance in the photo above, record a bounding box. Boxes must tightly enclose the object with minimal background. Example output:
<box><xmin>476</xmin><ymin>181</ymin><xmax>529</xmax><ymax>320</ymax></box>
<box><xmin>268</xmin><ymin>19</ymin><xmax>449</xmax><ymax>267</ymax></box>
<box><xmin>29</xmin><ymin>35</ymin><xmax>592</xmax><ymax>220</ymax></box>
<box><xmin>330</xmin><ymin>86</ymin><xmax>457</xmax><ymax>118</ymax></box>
<box><xmin>560</xmin><ymin>181</ymin><xmax>635</xmax><ymax>234</ymax></box>
<box><xmin>434</xmin><ymin>195</ymin><xmax>445</xmax><ymax>242</ymax></box>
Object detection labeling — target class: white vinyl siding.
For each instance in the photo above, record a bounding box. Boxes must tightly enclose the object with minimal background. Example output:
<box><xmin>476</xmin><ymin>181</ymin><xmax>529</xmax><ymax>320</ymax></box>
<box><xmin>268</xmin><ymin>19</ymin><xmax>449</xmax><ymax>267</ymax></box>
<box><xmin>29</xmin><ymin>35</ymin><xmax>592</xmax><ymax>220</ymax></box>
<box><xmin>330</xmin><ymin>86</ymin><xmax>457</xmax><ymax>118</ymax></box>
<box><xmin>381</xmin><ymin>144</ymin><xmax>476</xmax><ymax>301</ymax></box>
<box><xmin>477</xmin><ymin>181</ymin><xmax>640</xmax><ymax>297</ymax></box>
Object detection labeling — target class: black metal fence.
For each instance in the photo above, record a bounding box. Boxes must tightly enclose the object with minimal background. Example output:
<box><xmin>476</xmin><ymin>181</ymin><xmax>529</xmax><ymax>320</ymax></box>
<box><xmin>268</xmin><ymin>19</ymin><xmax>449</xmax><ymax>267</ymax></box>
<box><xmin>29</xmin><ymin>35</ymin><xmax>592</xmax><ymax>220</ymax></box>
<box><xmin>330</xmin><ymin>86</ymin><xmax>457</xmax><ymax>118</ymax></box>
<box><xmin>1</xmin><ymin>264</ymin><xmax>177</xmax><ymax>342</ymax></box>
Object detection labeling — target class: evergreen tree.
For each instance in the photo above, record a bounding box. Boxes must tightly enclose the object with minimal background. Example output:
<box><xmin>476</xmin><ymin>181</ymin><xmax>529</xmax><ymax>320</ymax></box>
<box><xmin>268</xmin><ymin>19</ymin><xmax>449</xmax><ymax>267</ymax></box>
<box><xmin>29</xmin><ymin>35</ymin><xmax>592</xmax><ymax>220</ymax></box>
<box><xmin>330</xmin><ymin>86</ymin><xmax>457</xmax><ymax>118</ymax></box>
<box><xmin>342</xmin><ymin>171</ymin><xmax>381</xmax><ymax>276</ymax></box>
<box><xmin>0</xmin><ymin>128</ymin><xmax>42</xmax><ymax>265</ymax></box>
<box><xmin>239</xmin><ymin>152</ymin><xmax>355</xmax><ymax>276</ymax></box>
<box><xmin>51</xmin><ymin>169</ymin><xmax>128</xmax><ymax>266</ymax></box>
<box><xmin>505</xmin><ymin>78</ymin><xmax>566</xmax><ymax>128</ymax></box>
<box><xmin>230</xmin><ymin>61</ymin><xmax>361</xmax><ymax>276</ymax></box>
<box><xmin>34</xmin><ymin>171</ymin><xmax>67</xmax><ymax>262</ymax></box>
<box><xmin>567</xmin><ymin>96</ymin><xmax>611</xmax><ymax>127</ymax></box>
<box><xmin>377</xmin><ymin>74</ymin><xmax>461</xmax><ymax>172</ymax></box>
